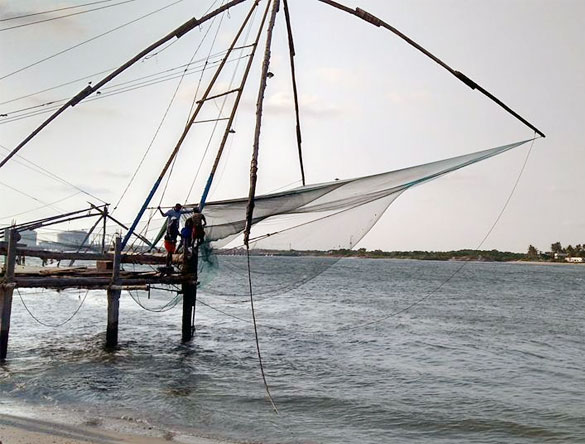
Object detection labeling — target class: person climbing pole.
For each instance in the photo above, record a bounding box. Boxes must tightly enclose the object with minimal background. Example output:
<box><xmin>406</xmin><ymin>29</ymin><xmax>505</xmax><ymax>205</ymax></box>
<box><xmin>189</xmin><ymin>205</ymin><xmax>207</xmax><ymax>246</ymax></box>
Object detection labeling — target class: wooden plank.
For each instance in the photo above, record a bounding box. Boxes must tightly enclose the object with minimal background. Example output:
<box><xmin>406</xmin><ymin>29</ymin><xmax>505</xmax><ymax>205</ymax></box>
<box><xmin>0</xmin><ymin>246</ymin><xmax>169</xmax><ymax>265</ymax></box>
<box><xmin>14</xmin><ymin>275</ymin><xmax>191</xmax><ymax>289</ymax></box>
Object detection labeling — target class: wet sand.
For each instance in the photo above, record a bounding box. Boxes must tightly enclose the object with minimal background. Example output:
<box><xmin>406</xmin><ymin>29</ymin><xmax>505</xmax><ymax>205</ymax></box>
<box><xmin>0</xmin><ymin>413</ymin><xmax>233</xmax><ymax>444</ymax></box>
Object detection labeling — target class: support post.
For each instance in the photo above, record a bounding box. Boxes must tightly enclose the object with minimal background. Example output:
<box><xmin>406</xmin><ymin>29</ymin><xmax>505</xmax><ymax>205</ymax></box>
<box><xmin>102</xmin><ymin>206</ymin><xmax>108</xmax><ymax>253</ymax></box>
<box><xmin>1</xmin><ymin>229</ymin><xmax>17</xmax><ymax>361</ymax></box>
<box><xmin>181</xmin><ymin>245</ymin><xmax>198</xmax><ymax>342</ymax></box>
<box><xmin>106</xmin><ymin>236</ymin><xmax>121</xmax><ymax>348</ymax></box>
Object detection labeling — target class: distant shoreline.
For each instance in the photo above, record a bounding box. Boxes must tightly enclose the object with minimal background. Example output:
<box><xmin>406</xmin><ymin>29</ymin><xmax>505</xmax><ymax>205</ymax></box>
<box><xmin>238</xmin><ymin>248</ymin><xmax>583</xmax><ymax>264</ymax></box>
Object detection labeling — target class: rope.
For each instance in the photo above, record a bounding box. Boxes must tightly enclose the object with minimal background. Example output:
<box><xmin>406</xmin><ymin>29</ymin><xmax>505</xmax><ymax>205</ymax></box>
<box><xmin>128</xmin><ymin>289</ymin><xmax>182</xmax><ymax>313</ymax></box>
<box><xmin>0</xmin><ymin>0</ymin><xmax>116</xmax><ymax>22</ymax></box>
<box><xmin>246</xmin><ymin>246</ymin><xmax>279</xmax><ymax>413</ymax></box>
<box><xmin>0</xmin><ymin>144</ymin><xmax>107</xmax><ymax>204</ymax></box>
<box><xmin>0</xmin><ymin>0</ymin><xmax>139</xmax><ymax>32</ymax></box>
<box><xmin>0</xmin><ymin>0</ymin><xmax>184</xmax><ymax>82</ymax></box>
<box><xmin>17</xmin><ymin>288</ymin><xmax>90</xmax><ymax>328</ymax></box>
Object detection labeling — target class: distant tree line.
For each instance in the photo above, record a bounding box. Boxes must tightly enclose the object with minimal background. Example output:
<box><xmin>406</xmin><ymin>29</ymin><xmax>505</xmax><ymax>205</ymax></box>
<box><xmin>246</xmin><ymin>245</ymin><xmax>585</xmax><ymax>262</ymax></box>
<box><xmin>325</xmin><ymin>248</ymin><xmax>526</xmax><ymax>262</ymax></box>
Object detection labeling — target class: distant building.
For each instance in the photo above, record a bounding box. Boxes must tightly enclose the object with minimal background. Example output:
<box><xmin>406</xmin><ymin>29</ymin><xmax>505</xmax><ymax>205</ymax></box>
<box><xmin>554</xmin><ymin>252</ymin><xmax>568</xmax><ymax>260</ymax></box>
<box><xmin>56</xmin><ymin>230</ymin><xmax>88</xmax><ymax>248</ymax></box>
<box><xmin>566</xmin><ymin>257</ymin><xmax>584</xmax><ymax>263</ymax></box>
<box><xmin>19</xmin><ymin>230</ymin><xmax>37</xmax><ymax>246</ymax></box>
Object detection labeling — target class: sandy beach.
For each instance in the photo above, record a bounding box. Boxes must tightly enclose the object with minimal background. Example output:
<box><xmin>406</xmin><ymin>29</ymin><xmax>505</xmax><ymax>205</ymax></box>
<box><xmin>0</xmin><ymin>413</ymin><xmax>233</xmax><ymax>444</ymax></box>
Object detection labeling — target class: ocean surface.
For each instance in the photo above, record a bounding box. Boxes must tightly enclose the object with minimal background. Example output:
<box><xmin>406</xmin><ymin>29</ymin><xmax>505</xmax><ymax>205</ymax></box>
<box><xmin>1</xmin><ymin>258</ymin><xmax>584</xmax><ymax>443</ymax></box>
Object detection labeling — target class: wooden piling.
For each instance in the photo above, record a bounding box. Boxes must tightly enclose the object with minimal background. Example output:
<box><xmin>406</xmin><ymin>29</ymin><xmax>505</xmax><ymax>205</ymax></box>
<box><xmin>181</xmin><ymin>246</ymin><xmax>198</xmax><ymax>342</ymax></box>
<box><xmin>106</xmin><ymin>236</ymin><xmax>122</xmax><ymax>348</ymax></box>
<box><xmin>1</xmin><ymin>229</ymin><xmax>17</xmax><ymax>361</ymax></box>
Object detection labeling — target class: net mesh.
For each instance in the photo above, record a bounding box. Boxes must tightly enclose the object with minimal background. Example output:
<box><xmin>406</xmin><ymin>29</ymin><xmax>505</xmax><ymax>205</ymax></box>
<box><xmin>188</xmin><ymin>139</ymin><xmax>531</xmax><ymax>298</ymax></box>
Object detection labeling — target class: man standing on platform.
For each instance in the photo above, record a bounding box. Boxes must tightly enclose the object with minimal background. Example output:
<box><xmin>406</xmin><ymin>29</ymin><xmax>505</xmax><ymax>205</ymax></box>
<box><xmin>158</xmin><ymin>203</ymin><xmax>191</xmax><ymax>267</ymax></box>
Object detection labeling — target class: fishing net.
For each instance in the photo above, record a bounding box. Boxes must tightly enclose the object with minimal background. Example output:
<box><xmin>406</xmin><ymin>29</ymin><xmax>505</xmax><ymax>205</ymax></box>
<box><xmin>188</xmin><ymin>139</ymin><xmax>531</xmax><ymax>298</ymax></box>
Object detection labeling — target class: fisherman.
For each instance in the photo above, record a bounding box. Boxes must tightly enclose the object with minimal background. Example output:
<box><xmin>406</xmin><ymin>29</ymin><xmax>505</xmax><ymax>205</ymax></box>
<box><xmin>158</xmin><ymin>203</ymin><xmax>191</xmax><ymax>268</ymax></box>
<box><xmin>177</xmin><ymin>217</ymin><xmax>194</xmax><ymax>253</ymax></box>
<box><xmin>189</xmin><ymin>205</ymin><xmax>207</xmax><ymax>246</ymax></box>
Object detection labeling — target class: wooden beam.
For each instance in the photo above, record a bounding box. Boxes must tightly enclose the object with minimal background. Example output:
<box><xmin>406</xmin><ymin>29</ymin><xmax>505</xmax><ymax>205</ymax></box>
<box><xmin>14</xmin><ymin>274</ymin><xmax>190</xmax><ymax>289</ymax></box>
<box><xmin>0</xmin><ymin>246</ymin><xmax>169</xmax><ymax>265</ymax></box>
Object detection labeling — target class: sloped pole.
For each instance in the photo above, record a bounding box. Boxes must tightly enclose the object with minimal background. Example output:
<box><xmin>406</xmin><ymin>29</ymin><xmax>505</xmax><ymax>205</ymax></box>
<box><xmin>0</xmin><ymin>0</ymin><xmax>251</xmax><ymax>170</ymax></box>
<box><xmin>314</xmin><ymin>0</ymin><xmax>545</xmax><ymax>138</ymax></box>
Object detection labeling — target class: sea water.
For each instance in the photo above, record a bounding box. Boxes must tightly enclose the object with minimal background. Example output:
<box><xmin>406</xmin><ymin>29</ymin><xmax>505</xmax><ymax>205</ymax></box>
<box><xmin>1</xmin><ymin>258</ymin><xmax>584</xmax><ymax>443</ymax></box>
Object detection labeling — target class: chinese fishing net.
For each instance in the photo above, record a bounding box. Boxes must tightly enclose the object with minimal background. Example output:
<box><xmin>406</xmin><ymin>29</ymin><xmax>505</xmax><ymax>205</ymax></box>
<box><xmin>185</xmin><ymin>139</ymin><xmax>532</xmax><ymax>299</ymax></box>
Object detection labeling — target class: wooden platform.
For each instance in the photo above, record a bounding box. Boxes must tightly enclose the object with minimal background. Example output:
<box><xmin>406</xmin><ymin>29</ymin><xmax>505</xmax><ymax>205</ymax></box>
<box><xmin>1</xmin><ymin>230</ymin><xmax>199</xmax><ymax>359</ymax></box>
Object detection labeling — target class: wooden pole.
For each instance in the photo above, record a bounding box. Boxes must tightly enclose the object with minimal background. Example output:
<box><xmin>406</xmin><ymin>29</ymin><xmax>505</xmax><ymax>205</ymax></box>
<box><xmin>181</xmin><ymin>245</ymin><xmax>198</xmax><ymax>342</ymax></box>
<box><xmin>106</xmin><ymin>236</ymin><xmax>122</xmax><ymax>348</ymax></box>
<box><xmin>1</xmin><ymin>229</ymin><xmax>17</xmax><ymax>361</ymax></box>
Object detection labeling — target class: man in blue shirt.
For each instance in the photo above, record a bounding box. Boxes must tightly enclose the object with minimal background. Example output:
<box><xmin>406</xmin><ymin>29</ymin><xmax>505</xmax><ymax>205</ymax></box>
<box><xmin>158</xmin><ymin>203</ymin><xmax>191</xmax><ymax>241</ymax></box>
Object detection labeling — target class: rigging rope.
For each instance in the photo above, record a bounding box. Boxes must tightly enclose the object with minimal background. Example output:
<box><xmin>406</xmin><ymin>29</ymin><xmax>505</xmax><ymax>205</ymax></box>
<box><xmin>0</xmin><ymin>144</ymin><xmax>107</xmax><ymax>204</ymax></box>
<box><xmin>246</xmin><ymin>246</ymin><xmax>279</xmax><ymax>413</ymax></box>
<box><xmin>17</xmin><ymin>288</ymin><xmax>90</xmax><ymax>328</ymax></box>
<box><xmin>0</xmin><ymin>0</ymin><xmax>184</xmax><ymax>82</ymax></box>
<box><xmin>0</xmin><ymin>0</ymin><xmax>139</xmax><ymax>32</ymax></box>
<box><xmin>0</xmin><ymin>0</ymin><xmax>116</xmax><ymax>22</ymax></box>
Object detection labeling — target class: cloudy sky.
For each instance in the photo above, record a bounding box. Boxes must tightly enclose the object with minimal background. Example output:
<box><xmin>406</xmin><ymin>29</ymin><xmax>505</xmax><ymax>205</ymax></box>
<box><xmin>0</xmin><ymin>0</ymin><xmax>583</xmax><ymax>253</ymax></box>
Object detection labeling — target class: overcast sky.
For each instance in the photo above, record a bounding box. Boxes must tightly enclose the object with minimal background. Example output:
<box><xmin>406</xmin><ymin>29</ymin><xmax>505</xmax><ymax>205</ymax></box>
<box><xmin>1</xmin><ymin>0</ymin><xmax>583</xmax><ymax>253</ymax></box>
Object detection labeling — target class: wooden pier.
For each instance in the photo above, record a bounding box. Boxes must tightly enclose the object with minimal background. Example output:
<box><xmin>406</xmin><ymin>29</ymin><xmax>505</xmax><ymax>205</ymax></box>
<box><xmin>0</xmin><ymin>228</ymin><xmax>199</xmax><ymax>360</ymax></box>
